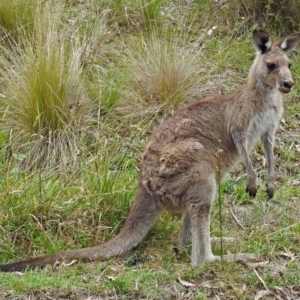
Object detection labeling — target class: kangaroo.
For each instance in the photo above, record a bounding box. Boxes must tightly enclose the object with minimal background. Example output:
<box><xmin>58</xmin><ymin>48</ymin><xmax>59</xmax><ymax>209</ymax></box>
<box><xmin>1</xmin><ymin>29</ymin><xmax>300</xmax><ymax>272</ymax></box>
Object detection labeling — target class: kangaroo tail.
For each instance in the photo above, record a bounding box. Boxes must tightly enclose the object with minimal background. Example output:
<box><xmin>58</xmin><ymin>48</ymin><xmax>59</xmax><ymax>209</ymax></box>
<box><xmin>0</xmin><ymin>186</ymin><xmax>161</xmax><ymax>272</ymax></box>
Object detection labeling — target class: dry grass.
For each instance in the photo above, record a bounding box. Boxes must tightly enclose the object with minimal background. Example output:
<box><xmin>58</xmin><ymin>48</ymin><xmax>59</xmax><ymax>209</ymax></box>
<box><xmin>119</xmin><ymin>30</ymin><xmax>207</xmax><ymax>116</ymax></box>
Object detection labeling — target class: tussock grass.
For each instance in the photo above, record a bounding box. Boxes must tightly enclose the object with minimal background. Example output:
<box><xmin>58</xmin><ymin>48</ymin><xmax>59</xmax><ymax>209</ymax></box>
<box><xmin>0</xmin><ymin>2</ymin><xmax>91</xmax><ymax>170</ymax></box>
<box><xmin>120</xmin><ymin>31</ymin><xmax>206</xmax><ymax>116</ymax></box>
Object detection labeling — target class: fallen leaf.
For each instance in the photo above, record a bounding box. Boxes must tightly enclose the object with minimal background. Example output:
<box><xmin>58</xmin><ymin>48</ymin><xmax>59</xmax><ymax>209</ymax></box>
<box><xmin>291</xmin><ymin>180</ymin><xmax>300</xmax><ymax>186</ymax></box>
<box><xmin>178</xmin><ymin>277</ymin><xmax>195</xmax><ymax>287</ymax></box>
<box><xmin>61</xmin><ymin>260</ymin><xmax>77</xmax><ymax>267</ymax></box>
<box><xmin>278</xmin><ymin>251</ymin><xmax>296</xmax><ymax>260</ymax></box>
<box><xmin>255</xmin><ymin>290</ymin><xmax>284</xmax><ymax>300</ymax></box>
<box><xmin>246</xmin><ymin>260</ymin><xmax>270</xmax><ymax>268</ymax></box>
<box><xmin>107</xmin><ymin>276</ymin><xmax>116</xmax><ymax>281</ymax></box>
<box><xmin>254</xmin><ymin>290</ymin><xmax>275</xmax><ymax>300</ymax></box>
<box><xmin>201</xmin><ymin>280</ymin><xmax>226</xmax><ymax>289</ymax></box>
<box><xmin>12</xmin><ymin>271</ymin><xmax>23</xmax><ymax>276</ymax></box>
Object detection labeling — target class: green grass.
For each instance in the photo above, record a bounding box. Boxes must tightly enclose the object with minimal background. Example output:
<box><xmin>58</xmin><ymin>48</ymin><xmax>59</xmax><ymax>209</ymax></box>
<box><xmin>0</xmin><ymin>0</ymin><xmax>36</xmax><ymax>39</ymax></box>
<box><xmin>0</xmin><ymin>0</ymin><xmax>300</xmax><ymax>299</ymax></box>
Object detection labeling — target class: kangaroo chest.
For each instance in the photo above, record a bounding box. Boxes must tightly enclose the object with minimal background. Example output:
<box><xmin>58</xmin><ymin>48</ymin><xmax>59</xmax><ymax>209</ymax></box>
<box><xmin>246</xmin><ymin>103</ymin><xmax>283</xmax><ymax>150</ymax></box>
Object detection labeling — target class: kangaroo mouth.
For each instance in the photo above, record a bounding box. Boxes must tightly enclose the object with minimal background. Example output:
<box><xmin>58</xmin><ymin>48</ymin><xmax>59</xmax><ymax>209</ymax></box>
<box><xmin>279</xmin><ymin>86</ymin><xmax>292</xmax><ymax>93</ymax></box>
<box><xmin>278</xmin><ymin>81</ymin><xmax>294</xmax><ymax>93</ymax></box>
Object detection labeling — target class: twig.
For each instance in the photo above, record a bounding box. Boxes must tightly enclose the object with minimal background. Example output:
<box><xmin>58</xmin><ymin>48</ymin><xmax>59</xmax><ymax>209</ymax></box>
<box><xmin>253</xmin><ymin>268</ymin><xmax>269</xmax><ymax>291</ymax></box>
<box><xmin>33</xmin><ymin>290</ymin><xmax>56</xmax><ymax>300</ymax></box>
<box><xmin>229</xmin><ymin>208</ymin><xmax>245</xmax><ymax>229</ymax></box>
<box><xmin>253</xmin><ymin>270</ymin><xmax>285</xmax><ymax>299</ymax></box>
<box><xmin>266</xmin><ymin>221</ymin><xmax>300</xmax><ymax>237</ymax></box>
<box><xmin>239</xmin><ymin>0</ymin><xmax>250</xmax><ymax>17</ymax></box>
<box><xmin>217</xmin><ymin>144</ymin><xmax>224</xmax><ymax>267</ymax></box>
<box><xmin>30</xmin><ymin>214</ymin><xmax>55</xmax><ymax>247</ymax></box>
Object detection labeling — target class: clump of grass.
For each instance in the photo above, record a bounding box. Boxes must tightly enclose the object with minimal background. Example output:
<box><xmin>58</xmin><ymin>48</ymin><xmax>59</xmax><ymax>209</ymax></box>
<box><xmin>0</xmin><ymin>3</ymin><xmax>92</xmax><ymax>170</ymax></box>
<box><xmin>120</xmin><ymin>31</ymin><xmax>205</xmax><ymax>116</ymax></box>
<box><xmin>0</xmin><ymin>0</ymin><xmax>36</xmax><ymax>39</ymax></box>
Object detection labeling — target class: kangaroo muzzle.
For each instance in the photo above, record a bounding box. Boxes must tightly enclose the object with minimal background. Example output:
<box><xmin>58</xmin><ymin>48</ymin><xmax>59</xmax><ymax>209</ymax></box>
<box><xmin>279</xmin><ymin>80</ymin><xmax>294</xmax><ymax>93</ymax></box>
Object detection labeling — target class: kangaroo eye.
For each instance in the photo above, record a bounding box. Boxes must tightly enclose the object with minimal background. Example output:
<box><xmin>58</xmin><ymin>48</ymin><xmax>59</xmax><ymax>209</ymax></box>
<box><xmin>267</xmin><ymin>63</ymin><xmax>277</xmax><ymax>71</ymax></box>
<box><xmin>288</xmin><ymin>63</ymin><xmax>292</xmax><ymax>69</ymax></box>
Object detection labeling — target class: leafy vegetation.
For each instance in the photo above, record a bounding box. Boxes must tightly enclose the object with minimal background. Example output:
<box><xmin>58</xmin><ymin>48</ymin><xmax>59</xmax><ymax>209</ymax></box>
<box><xmin>0</xmin><ymin>0</ymin><xmax>300</xmax><ymax>299</ymax></box>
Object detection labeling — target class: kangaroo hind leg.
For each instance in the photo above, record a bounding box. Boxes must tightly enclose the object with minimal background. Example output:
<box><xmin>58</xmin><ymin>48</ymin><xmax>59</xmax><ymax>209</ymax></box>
<box><xmin>186</xmin><ymin>175</ymin><xmax>263</xmax><ymax>266</ymax></box>
<box><xmin>179</xmin><ymin>212</ymin><xmax>237</xmax><ymax>246</ymax></box>
<box><xmin>187</xmin><ymin>175</ymin><xmax>217</xmax><ymax>266</ymax></box>
<box><xmin>179</xmin><ymin>212</ymin><xmax>192</xmax><ymax>246</ymax></box>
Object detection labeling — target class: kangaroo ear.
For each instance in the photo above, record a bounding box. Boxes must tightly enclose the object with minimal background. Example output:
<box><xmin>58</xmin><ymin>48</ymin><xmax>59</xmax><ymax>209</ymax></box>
<box><xmin>253</xmin><ymin>28</ymin><xmax>272</xmax><ymax>54</ymax></box>
<box><xmin>275</xmin><ymin>33</ymin><xmax>300</xmax><ymax>53</ymax></box>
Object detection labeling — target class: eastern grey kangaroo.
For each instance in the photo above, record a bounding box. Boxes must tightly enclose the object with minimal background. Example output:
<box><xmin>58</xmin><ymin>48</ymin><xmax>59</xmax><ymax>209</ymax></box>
<box><xmin>1</xmin><ymin>28</ymin><xmax>300</xmax><ymax>272</ymax></box>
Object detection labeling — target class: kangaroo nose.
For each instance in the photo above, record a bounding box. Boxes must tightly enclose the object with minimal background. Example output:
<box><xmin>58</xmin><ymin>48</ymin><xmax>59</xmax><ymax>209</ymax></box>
<box><xmin>283</xmin><ymin>80</ymin><xmax>294</xmax><ymax>91</ymax></box>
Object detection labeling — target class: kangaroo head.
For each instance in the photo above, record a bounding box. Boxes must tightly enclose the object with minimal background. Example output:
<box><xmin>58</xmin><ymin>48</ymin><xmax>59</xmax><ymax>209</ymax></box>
<box><xmin>252</xmin><ymin>28</ymin><xmax>300</xmax><ymax>93</ymax></box>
